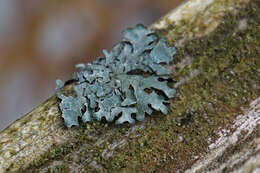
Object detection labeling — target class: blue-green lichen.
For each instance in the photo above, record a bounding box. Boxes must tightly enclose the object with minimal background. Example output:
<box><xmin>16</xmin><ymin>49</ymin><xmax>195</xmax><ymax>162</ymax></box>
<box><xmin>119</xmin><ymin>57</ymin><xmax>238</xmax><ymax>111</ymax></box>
<box><xmin>56</xmin><ymin>24</ymin><xmax>176</xmax><ymax>128</ymax></box>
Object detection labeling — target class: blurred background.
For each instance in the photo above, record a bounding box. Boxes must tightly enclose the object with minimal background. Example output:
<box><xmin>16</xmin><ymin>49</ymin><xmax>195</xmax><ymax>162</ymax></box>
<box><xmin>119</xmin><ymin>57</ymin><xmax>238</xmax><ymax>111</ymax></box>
<box><xmin>0</xmin><ymin>0</ymin><xmax>183</xmax><ymax>130</ymax></box>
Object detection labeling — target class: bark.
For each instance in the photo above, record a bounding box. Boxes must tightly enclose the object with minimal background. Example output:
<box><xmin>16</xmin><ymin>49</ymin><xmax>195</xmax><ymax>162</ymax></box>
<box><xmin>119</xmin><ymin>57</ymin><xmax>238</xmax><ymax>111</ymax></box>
<box><xmin>0</xmin><ymin>0</ymin><xmax>259</xmax><ymax>172</ymax></box>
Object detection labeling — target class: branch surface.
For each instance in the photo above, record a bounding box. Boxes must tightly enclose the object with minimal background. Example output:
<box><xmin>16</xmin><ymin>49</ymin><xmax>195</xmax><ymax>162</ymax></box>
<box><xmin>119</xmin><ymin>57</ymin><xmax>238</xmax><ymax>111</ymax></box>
<box><xmin>0</xmin><ymin>0</ymin><xmax>259</xmax><ymax>172</ymax></box>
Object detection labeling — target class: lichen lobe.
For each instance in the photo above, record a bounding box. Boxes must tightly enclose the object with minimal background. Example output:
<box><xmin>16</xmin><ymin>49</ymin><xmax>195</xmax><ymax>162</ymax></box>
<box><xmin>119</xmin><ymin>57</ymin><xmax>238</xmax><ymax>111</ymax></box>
<box><xmin>56</xmin><ymin>24</ymin><xmax>176</xmax><ymax>128</ymax></box>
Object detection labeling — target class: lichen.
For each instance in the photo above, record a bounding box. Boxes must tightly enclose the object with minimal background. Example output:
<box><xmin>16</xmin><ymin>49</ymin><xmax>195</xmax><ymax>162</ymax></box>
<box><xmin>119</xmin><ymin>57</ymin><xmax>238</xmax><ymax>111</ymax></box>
<box><xmin>56</xmin><ymin>24</ymin><xmax>176</xmax><ymax>128</ymax></box>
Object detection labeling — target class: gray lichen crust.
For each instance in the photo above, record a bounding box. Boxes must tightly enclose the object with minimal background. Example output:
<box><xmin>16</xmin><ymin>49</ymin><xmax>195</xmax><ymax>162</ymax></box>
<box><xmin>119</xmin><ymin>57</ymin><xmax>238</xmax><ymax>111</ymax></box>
<box><xmin>56</xmin><ymin>24</ymin><xmax>176</xmax><ymax>128</ymax></box>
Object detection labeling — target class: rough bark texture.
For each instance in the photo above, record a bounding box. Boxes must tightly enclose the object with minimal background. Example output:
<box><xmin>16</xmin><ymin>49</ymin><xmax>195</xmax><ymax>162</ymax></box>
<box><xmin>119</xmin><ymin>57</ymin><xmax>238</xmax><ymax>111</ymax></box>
<box><xmin>0</xmin><ymin>0</ymin><xmax>259</xmax><ymax>172</ymax></box>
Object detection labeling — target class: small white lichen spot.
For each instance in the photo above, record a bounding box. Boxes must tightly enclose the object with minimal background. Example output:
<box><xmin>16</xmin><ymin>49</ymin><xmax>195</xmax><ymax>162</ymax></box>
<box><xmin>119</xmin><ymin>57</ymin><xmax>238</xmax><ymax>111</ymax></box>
<box><xmin>237</xmin><ymin>18</ymin><xmax>248</xmax><ymax>31</ymax></box>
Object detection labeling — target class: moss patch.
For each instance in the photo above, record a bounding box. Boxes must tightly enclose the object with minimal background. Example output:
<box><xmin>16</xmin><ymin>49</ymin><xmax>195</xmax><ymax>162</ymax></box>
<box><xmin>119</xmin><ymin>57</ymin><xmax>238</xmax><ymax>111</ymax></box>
<box><xmin>105</xmin><ymin>1</ymin><xmax>260</xmax><ymax>172</ymax></box>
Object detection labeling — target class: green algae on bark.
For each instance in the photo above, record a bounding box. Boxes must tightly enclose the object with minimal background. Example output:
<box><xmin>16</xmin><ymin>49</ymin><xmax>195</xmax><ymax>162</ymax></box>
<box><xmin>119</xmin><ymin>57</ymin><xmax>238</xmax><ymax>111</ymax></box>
<box><xmin>152</xmin><ymin>0</ymin><xmax>251</xmax><ymax>46</ymax></box>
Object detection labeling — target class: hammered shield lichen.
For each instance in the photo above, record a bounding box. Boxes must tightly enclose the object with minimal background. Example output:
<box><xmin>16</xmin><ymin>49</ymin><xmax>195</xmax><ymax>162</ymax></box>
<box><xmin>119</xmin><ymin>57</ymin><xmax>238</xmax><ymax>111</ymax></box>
<box><xmin>56</xmin><ymin>24</ymin><xmax>176</xmax><ymax>128</ymax></box>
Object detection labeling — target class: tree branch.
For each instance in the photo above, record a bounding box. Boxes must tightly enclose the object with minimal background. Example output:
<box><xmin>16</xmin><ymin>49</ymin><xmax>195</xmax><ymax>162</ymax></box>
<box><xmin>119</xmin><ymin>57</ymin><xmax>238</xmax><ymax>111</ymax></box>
<box><xmin>1</xmin><ymin>0</ymin><xmax>259</xmax><ymax>172</ymax></box>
